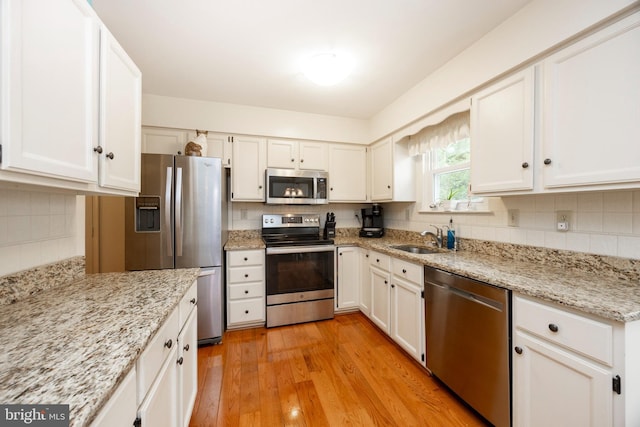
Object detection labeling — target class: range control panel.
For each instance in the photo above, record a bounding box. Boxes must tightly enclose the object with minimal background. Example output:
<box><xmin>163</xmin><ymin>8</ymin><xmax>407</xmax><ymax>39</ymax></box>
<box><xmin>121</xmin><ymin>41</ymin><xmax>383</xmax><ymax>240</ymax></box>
<box><xmin>262</xmin><ymin>214</ymin><xmax>320</xmax><ymax>228</ymax></box>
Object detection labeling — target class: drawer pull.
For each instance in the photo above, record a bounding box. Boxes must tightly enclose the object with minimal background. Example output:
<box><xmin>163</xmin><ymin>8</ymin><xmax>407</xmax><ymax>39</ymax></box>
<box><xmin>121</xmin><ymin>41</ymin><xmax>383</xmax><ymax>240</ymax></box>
<box><xmin>244</xmin><ymin>257</ymin><xmax>248</xmax><ymax>261</ymax></box>
<box><xmin>177</xmin><ymin>357</ymin><xmax>184</xmax><ymax>365</ymax></box>
<box><xmin>244</xmin><ymin>274</ymin><xmax>249</xmax><ymax>278</ymax></box>
<box><xmin>515</xmin><ymin>346</ymin><xmax>523</xmax><ymax>355</ymax></box>
<box><xmin>548</xmin><ymin>323</ymin><xmax>559</xmax><ymax>333</ymax></box>
<box><xmin>244</xmin><ymin>290</ymin><xmax>249</xmax><ymax>294</ymax></box>
<box><xmin>184</xmin><ymin>344</ymin><xmax>190</xmax><ymax>352</ymax></box>
<box><xmin>164</xmin><ymin>339</ymin><xmax>173</xmax><ymax>349</ymax></box>
<box><xmin>190</xmin><ymin>298</ymin><xmax>196</xmax><ymax>304</ymax></box>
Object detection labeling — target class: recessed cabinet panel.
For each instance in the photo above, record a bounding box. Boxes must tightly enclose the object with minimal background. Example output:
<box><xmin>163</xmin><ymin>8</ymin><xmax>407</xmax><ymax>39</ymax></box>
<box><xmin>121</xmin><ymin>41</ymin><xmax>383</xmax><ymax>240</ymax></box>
<box><xmin>471</xmin><ymin>67</ymin><xmax>535</xmax><ymax>193</ymax></box>
<box><xmin>542</xmin><ymin>12</ymin><xmax>640</xmax><ymax>189</ymax></box>
<box><xmin>2</xmin><ymin>0</ymin><xmax>100</xmax><ymax>182</ymax></box>
<box><xmin>328</xmin><ymin>144</ymin><xmax>367</xmax><ymax>202</ymax></box>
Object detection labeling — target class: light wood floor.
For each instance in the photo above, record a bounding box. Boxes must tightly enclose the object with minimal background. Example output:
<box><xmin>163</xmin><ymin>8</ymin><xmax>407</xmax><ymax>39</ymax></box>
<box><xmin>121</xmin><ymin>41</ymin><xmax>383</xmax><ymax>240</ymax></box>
<box><xmin>189</xmin><ymin>312</ymin><xmax>489</xmax><ymax>426</ymax></box>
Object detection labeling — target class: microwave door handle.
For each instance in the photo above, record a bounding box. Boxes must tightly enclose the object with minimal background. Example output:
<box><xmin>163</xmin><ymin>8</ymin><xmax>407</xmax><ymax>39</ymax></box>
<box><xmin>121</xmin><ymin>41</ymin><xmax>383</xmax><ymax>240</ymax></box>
<box><xmin>175</xmin><ymin>167</ymin><xmax>183</xmax><ymax>257</ymax></box>
<box><xmin>165</xmin><ymin>166</ymin><xmax>173</xmax><ymax>256</ymax></box>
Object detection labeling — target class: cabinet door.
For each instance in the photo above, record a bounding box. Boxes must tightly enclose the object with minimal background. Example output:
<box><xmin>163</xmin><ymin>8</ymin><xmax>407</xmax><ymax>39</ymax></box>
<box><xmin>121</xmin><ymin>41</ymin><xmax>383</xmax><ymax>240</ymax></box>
<box><xmin>90</xmin><ymin>368</ymin><xmax>137</xmax><ymax>427</ymax></box>
<box><xmin>513</xmin><ymin>330</ymin><xmax>612</xmax><ymax>427</ymax></box>
<box><xmin>371</xmin><ymin>138</ymin><xmax>393</xmax><ymax>201</ymax></box>
<box><xmin>299</xmin><ymin>141</ymin><xmax>328</xmax><ymax>171</ymax></box>
<box><xmin>141</xmin><ymin>127</ymin><xmax>188</xmax><ymax>155</ymax></box>
<box><xmin>186</xmin><ymin>131</ymin><xmax>226</xmax><ymax>160</ymax></box>
<box><xmin>471</xmin><ymin>68</ymin><xmax>534</xmax><ymax>193</ymax></box>
<box><xmin>178</xmin><ymin>308</ymin><xmax>198</xmax><ymax>427</ymax></box>
<box><xmin>337</xmin><ymin>246</ymin><xmax>360</xmax><ymax>310</ymax></box>
<box><xmin>328</xmin><ymin>144</ymin><xmax>367</xmax><ymax>201</ymax></box>
<box><xmin>2</xmin><ymin>0</ymin><xmax>100</xmax><ymax>182</ymax></box>
<box><xmin>359</xmin><ymin>251</ymin><xmax>371</xmax><ymax>316</ymax></box>
<box><xmin>267</xmin><ymin>139</ymin><xmax>297</xmax><ymax>169</ymax></box>
<box><xmin>231</xmin><ymin>136</ymin><xmax>266</xmax><ymax>201</ymax></box>
<box><xmin>98</xmin><ymin>26</ymin><xmax>141</xmax><ymax>192</ymax></box>
<box><xmin>370</xmin><ymin>266</ymin><xmax>391</xmax><ymax>334</ymax></box>
<box><xmin>138</xmin><ymin>346</ymin><xmax>179</xmax><ymax>427</ymax></box>
<box><xmin>391</xmin><ymin>276</ymin><xmax>424</xmax><ymax>363</ymax></box>
<box><xmin>541</xmin><ymin>12</ymin><xmax>640</xmax><ymax>189</ymax></box>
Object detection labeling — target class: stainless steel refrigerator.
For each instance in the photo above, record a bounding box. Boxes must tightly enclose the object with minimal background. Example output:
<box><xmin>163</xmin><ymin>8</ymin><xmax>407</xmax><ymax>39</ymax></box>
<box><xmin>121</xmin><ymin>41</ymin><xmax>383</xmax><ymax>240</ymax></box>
<box><xmin>125</xmin><ymin>153</ymin><xmax>227</xmax><ymax>345</ymax></box>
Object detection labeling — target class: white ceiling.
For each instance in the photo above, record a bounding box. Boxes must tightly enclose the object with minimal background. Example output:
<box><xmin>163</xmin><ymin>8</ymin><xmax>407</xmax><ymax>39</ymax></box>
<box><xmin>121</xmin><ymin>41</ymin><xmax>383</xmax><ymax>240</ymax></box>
<box><xmin>92</xmin><ymin>0</ymin><xmax>532</xmax><ymax>120</ymax></box>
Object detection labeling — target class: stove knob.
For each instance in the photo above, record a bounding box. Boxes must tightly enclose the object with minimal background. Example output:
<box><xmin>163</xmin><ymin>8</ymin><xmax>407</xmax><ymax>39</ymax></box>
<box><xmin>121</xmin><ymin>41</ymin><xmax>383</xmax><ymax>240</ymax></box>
<box><xmin>270</xmin><ymin>219</ymin><xmax>274</xmax><ymax>223</ymax></box>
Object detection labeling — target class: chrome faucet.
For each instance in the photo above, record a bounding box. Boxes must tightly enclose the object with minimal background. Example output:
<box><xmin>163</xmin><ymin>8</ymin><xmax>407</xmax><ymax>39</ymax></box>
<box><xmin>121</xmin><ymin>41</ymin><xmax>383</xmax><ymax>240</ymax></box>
<box><xmin>421</xmin><ymin>225</ymin><xmax>443</xmax><ymax>248</ymax></box>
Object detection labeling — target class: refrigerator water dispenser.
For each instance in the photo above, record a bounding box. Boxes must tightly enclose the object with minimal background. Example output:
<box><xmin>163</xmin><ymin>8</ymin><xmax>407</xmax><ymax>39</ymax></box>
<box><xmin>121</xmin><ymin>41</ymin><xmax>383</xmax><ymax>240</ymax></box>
<box><xmin>135</xmin><ymin>196</ymin><xmax>160</xmax><ymax>232</ymax></box>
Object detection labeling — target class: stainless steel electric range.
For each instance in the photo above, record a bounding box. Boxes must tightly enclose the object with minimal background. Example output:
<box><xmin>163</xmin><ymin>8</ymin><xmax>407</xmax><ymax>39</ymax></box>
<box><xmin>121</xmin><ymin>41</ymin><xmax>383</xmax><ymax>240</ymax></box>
<box><xmin>262</xmin><ymin>213</ymin><xmax>335</xmax><ymax>328</ymax></box>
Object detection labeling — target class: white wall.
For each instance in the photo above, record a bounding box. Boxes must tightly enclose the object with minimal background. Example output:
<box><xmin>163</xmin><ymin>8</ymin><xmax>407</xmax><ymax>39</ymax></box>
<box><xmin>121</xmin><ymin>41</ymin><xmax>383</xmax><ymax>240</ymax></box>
<box><xmin>383</xmin><ymin>191</ymin><xmax>640</xmax><ymax>260</ymax></box>
<box><xmin>0</xmin><ymin>189</ymin><xmax>84</xmax><ymax>276</ymax></box>
<box><xmin>142</xmin><ymin>94</ymin><xmax>370</xmax><ymax>144</ymax></box>
<box><xmin>369</xmin><ymin>0</ymin><xmax>638</xmax><ymax>142</ymax></box>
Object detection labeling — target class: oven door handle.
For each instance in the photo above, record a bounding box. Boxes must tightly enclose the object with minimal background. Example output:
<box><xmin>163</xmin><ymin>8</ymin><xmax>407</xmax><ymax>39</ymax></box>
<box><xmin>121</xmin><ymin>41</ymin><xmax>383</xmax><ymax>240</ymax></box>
<box><xmin>266</xmin><ymin>245</ymin><xmax>336</xmax><ymax>255</ymax></box>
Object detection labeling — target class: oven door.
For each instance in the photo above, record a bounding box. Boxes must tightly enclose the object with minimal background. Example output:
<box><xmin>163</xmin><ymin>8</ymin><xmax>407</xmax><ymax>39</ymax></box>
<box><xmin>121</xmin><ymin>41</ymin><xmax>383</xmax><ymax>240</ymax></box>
<box><xmin>265</xmin><ymin>245</ymin><xmax>335</xmax><ymax>299</ymax></box>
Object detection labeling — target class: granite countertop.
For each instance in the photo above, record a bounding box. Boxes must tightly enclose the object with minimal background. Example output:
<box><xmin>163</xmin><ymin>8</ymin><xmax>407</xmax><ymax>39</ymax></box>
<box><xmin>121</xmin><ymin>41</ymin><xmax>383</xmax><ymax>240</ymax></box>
<box><xmin>222</xmin><ymin>231</ymin><xmax>640</xmax><ymax>322</ymax></box>
<box><xmin>0</xmin><ymin>267</ymin><xmax>200</xmax><ymax>427</ymax></box>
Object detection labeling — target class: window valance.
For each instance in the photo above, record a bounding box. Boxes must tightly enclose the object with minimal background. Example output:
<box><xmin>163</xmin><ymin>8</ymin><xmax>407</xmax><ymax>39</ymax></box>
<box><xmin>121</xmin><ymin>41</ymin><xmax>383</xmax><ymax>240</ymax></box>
<box><xmin>408</xmin><ymin>110</ymin><xmax>470</xmax><ymax>156</ymax></box>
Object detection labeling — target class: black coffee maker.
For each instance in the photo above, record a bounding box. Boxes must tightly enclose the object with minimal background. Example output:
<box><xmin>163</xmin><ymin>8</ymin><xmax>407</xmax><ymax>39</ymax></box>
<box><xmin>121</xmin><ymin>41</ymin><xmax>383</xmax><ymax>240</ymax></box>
<box><xmin>359</xmin><ymin>204</ymin><xmax>384</xmax><ymax>238</ymax></box>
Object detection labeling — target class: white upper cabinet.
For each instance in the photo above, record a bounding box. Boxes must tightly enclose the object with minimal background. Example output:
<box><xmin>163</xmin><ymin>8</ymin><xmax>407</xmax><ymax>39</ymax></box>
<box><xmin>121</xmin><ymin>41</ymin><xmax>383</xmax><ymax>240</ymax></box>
<box><xmin>142</xmin><ymin>127</ymin><xmax>188</xmax><ymax>155</ymax></box>
<box><xmin>0</xmin><ymin>0</ymin><xmax>141</xmax><ymax>195</ymax></box>
<box><xmin>471</xmin><ymin>67</ymin><xmax>535</xmax><ymax>194</ymax></box>
<box><xmin>267</xmin><ymin>139</ymin><xmax>327</xmax><ymax>171</ymax></box>
<box><xmin>328</xmin><ymin>143</ymin><xmax>367</xmax><ymax>202</ymax></box>
<box><xmin>370</xmin><ymin>137</ymin><xmax>414</xmax><ymax>202</ymax></box>
<box><xmin>541</xmin><ymin>11</ymin><xmax>640</xmax><ymax>190</ymax></box>
<box><xmin>231</xmin><ymin>136</ymin><xmax>266</xmax><ymax>201</ymax></box>
<box><xmin>1</xmin><ymin>0</ymin><xmax>100</xmax><ymax>183</ymax></box>
<box><xmin>98</xmin><ymin>25</ymin><xmax>141</xmax><ymax>192</ymax></box>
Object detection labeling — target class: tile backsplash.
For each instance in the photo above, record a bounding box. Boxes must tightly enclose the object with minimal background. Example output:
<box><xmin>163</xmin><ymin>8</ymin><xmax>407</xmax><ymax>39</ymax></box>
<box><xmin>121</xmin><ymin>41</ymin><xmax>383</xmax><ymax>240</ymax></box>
<box><xmin>232</xmin><ymin>189</ymin><xmax>640</xmax><ymax>260</ymax></box>
<box><xmin>0</xmin><ymin>189</ymin><xmax>83</xmax><ymax>276</ymax></box>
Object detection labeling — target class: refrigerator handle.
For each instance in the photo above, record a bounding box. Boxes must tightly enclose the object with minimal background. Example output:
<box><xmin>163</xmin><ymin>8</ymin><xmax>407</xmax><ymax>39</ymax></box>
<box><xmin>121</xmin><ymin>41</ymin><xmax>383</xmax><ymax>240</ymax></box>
<box><xmin>176</xmin><ymin>167</ymin><xmax>183</xmax><ymax>256</ymax></box>
<box><xmin>165</xmin><ymin>166</ymin><xmax>173</xmax><ymax>256</ymax></box>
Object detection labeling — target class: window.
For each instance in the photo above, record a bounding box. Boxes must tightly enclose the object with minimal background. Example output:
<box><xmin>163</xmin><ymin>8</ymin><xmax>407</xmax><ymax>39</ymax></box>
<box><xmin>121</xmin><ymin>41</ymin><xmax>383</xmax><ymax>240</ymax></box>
<box><xmin>409</xmin><ymin>111</ymin><xmax>473</xmax><ymax>209</ymax></box>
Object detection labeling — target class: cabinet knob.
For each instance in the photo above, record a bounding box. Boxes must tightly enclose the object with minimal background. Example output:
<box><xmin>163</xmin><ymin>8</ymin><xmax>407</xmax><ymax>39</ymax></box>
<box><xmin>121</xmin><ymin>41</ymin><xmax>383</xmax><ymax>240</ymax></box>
<box><xmin>548</xmin><ymin>323</ymin><xmax>559</xmax><ymax>333</ymax></box>
<box><xmin>330</xmin><ymin>187</ymin><xmax>334</xmax><ymax>191</ymax></box>
<box><xmin>521</xmin><ymin>162</ymin><xmax>529</xmax><ymax>169</ymax></box>
<box><xmin>184</xmin><ymin>344</ymin><xmax>190</xmax><ymax>351</ymax></box>
<box><xmin>515</xmin><ymin>346</ymin><xmax>523</xmax><ymax>355</ymax></box>
<box><xmin>190</xmin><ymin>298</ymin><xmax>196</xmax><ymax>304</ymax></box>
<box><xmin>258</xmin><ymin>185</ymin><xmax>263</xmax><ymax>189</ymax></box>
<box><xmin>402</xmin><ymin>269</ymin><xmax>407</xmax><ymax>273</ymax></box>
<box><xmin>391</xmin><ymin>284</ymin><xmax>395</xmax><ymax>288</ymax></box>
<box><xmin>244</xmin><ymin>290</ymin><xmax>249</xmax><ymax>294</ymax></box>
<box><xmin>339</xmin><ymin>252</ymin><xmax>342</xmax><ymax>256</ymax></box>
<box><xmin>177</xmin><ymin>356</ymin><xmax>184</xmax><ymax>365</ymax></box>
<box><xmin>291</xmin><ymin>158</ymin><xmax>295</xmax><ymax>162</ymax></box>
<box><xmin>245</xmin><ymin>310</ymin><xmax>249</xmax><ymax>314</ymax></box>
<box><xmin>366</xmin><ymin>254</ymin><xmax>369</xmax><ymax>258</ymax></box>
<box><xmin>384</xmin><ymin>280</ymin><xmax>388</xmax><ymax>284</ymax></box>
<box><xmin>106</xmin><ymin>152</ymin><xmax>115</xmax><ymax>160</ymax></box>
<box><xmin>244</xmin><ymin>257</ymin><xmax>248</xmax><ymax>261</ymax></box>
<box><xmin>300</xmin><ymin>159</ymin><xmax>304</xmax><ymax>163</ymax></box>
<box><xmin>93</xmin><ymin>146</ymin><xmax>103</xmax><ymax>154</ymax></box>
<box><xmin>177</xmin><ymin>151</ymin><xmax>182</xmax><ymax>155</ymax></box>
<box><xmin>387</xmin><ymin>185</ymin><xmax>391</xmax><ymax>189</ymax></box>
<box><xmin>544</xmin><ymin>158</ymin><xmax>552</xmax><ymax>165</ymax></box>
<box><xmin>164</xmin><ymin>339</ymin><xmax>173</xmax><ymax>349</ymax></box>
<box><xmin>244</xmin><ymin>274</ymin><xmax>249</xmax><ymax>278</ymax></box>
<box><xmin>376</xmin><ymin>259</ymin><xmax>380</xmax><ymax>263</ymax></box>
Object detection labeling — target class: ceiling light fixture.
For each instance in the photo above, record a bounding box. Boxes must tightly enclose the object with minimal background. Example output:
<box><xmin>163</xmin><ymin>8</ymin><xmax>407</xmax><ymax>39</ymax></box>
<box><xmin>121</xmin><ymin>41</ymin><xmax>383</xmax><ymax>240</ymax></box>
<box><xmin>302</xmin><ymin>52</ymin><xmax>354</xmax><ymax>86</ymax></box>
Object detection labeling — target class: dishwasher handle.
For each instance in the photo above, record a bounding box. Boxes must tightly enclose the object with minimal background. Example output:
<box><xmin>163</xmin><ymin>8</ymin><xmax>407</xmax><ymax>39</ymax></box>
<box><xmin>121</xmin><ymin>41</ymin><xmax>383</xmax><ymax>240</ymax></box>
<box><xmin>427</xmin><ymin>281</ymin><xmax>504</xmax><ymax>312</ymax></box>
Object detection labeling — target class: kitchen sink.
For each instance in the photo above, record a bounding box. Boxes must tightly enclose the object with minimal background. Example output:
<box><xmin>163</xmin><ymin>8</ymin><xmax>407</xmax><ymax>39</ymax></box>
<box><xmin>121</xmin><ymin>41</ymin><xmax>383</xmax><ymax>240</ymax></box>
<box><xmin>391</xmin><ymin>245</ymin><xmax>441</xmax><ymax>254</ymax></box>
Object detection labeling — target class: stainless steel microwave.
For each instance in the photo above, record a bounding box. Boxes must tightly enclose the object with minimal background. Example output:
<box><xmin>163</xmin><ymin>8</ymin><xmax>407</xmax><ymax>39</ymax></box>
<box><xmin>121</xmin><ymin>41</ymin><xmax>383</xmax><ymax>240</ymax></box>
<box><xmin>265</xmin><ymin>168</ymin><xmax>328</xmax><ymax>205</ymax></box>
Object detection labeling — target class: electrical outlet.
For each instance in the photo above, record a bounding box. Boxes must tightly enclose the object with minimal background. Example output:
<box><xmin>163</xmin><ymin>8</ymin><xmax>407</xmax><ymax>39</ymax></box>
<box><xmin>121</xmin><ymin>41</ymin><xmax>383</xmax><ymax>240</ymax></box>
<box><xmin>556</xmin><ymin>210</ymin><xmax>571</xmax><ymax>232</ymax></box>
<box><xmin>508</xmin><ymin>209</ymin><xmax>519</xmax><ymax>227</ymax></box>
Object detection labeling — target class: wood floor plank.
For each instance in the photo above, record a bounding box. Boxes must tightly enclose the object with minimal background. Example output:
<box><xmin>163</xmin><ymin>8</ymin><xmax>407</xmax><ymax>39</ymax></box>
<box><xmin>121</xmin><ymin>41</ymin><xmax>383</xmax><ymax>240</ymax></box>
<box><xmin>189</xmin><ymin>312</ymin><xmax>489</xmax><ymax>427</ymax></box>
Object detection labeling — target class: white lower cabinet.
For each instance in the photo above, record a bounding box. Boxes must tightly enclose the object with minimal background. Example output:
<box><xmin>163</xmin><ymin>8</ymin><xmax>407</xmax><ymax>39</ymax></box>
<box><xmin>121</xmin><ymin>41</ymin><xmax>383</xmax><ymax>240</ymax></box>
<box><xmin>512</xmin><ymin>293</ymin><xmax>640</xmax><ymax>427</ymax></box>
<box><xmin>359</xmin><ymin>250</ymin><xmax>371</xmax><ymax>316</ymax></box>
<box><xmin>90</xmin><ymin>368</ymin><xmax>137</xmax><ymax>427</ymax></box>
<box><xmin>134</xmin><ymin>280</ymin><xmax>198</xmax><ymax>427</ymax></box>
<box><xmin>226</xmin><ymin>249</ymin><xmax>266</xmax><ymax>329</ymax></box>
<box><xmin>365</xmin><ymin>251</ymin><xmax>425</xmax><ymax>365</ymax></box>
<box><xmin>336</xmin><ymin>246</ymin><xmax>360</xmax><ymax>311</ymax></box>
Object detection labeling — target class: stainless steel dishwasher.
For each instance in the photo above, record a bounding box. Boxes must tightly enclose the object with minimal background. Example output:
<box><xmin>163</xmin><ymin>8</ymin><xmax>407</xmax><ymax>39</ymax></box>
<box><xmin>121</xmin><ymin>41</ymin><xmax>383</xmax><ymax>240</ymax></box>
<box><xmin>424</xmin><ymin>266</ymin><xmax>511</xmax><ymax>427</ymax></box>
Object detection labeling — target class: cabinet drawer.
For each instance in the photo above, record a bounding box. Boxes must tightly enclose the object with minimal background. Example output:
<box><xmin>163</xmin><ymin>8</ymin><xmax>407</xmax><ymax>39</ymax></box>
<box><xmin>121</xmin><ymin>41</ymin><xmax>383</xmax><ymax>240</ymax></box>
<box><xmin>228</xmin><ymin>265</ymin><xmax>264</xmax><ymax>284</ymax></box>
<box><xmin>514</xmin><ymin>295</ymin><xmax>613</xmax><ymax>366</ymax></box>
<box><xmin>392</xmin><ymin>258</ymin><xmax>423</xmax><ymax>285</ymax></box>
<box><xmin>228</xmin><ymin>250</ymin><xmax>264</xmax><ymax>266</ymax></box>
<box><xmin>369</xmin><ymin>251</ymin><xmax>390</xmax><ymax>271</ymax></box>
<box><xmin>137</xmin><ymin>307</ymin><xmax>179</xmax><ymax>404</ymax></box>
<box><xmin>228</xmin><ymin>299</ymin><xmax>265</xmax><ymax>324</ymax></box>
<box><xmin>179</xmin><ymin>280</ymin><xmax>198</xmax><ymax>329</ymax></box>
<box><xmin>229</xmin><ymin>282</ymin><xmax>265</xmax><ymax>300</ymax></box>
